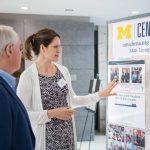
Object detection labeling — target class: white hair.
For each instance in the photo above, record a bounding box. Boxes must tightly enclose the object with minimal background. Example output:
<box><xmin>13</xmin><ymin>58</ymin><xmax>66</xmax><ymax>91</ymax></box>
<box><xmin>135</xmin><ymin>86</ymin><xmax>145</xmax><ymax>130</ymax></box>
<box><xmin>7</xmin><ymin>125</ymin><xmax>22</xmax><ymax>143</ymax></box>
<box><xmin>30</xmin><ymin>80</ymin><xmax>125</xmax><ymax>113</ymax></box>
<box><xmin>0</xmin><ymin>25</ymin><xmax>18</xmax><ymax>56</ymax></box>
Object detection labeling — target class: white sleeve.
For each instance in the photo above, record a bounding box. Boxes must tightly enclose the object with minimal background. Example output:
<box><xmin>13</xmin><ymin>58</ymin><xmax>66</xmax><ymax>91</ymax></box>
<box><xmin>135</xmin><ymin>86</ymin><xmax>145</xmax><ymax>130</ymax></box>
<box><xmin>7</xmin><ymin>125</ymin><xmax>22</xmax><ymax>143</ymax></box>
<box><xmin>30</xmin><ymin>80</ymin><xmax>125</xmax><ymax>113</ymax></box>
<box><xmin>17</xmin><ymin>73</ymin><xmax>51</xmax><ymax>125</ymax></box>
<box><xmin>64</xmin><ymin>67</ymin><xmax>101</xmax><ymax>106</ymax></box>
<box><xmin>70</xmin><ymin>82</ymin><xmax>100</xmax><ymax>106</ymax></box>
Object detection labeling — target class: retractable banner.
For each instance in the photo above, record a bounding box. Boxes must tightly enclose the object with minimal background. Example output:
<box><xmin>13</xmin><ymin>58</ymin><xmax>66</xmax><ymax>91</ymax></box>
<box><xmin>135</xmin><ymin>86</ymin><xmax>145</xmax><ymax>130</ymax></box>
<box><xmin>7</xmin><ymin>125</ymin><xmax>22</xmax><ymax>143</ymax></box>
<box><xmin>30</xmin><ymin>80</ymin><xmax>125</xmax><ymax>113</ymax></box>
<box><xmin>107</xmin><ymin>14</ymin><xmax>150</xmax><ymax>150</ymax></box>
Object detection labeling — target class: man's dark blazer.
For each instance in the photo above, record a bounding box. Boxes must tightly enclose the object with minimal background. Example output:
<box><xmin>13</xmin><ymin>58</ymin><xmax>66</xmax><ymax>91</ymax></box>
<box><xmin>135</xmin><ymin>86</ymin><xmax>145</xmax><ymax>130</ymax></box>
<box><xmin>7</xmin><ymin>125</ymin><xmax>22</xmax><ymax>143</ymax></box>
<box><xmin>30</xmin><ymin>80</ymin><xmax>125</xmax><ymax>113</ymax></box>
<box><xmin>0</xmin><ymin>76</ymin><xmax>35</xmax><ymax>150</ymax></box>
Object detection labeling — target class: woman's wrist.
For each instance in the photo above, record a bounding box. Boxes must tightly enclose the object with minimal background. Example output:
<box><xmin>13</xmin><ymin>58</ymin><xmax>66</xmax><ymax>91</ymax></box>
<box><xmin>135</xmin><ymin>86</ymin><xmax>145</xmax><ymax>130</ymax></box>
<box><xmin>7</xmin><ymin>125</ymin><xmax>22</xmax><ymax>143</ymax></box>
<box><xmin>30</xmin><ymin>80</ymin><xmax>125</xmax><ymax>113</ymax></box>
<box><xmin>99</xmin><ymin>91</ymin><xmax>107</xmax><ymax>97</ymax></box>
<box><xmin>47</xmin><ymin>109</ymin><xmax>55</xmax><ymax>119</ymax></box>
<box><xmin>99</xmin><ymin>91</ymin><xmax>103</xmax><ymax>97</ymax></box>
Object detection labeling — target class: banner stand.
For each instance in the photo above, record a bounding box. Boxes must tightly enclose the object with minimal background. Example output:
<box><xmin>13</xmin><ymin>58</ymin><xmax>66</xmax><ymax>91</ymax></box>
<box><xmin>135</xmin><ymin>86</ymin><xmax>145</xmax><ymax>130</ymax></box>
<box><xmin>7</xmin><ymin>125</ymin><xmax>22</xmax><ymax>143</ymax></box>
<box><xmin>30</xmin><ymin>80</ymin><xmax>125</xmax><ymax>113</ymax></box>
<box><xmin>107</xmin><ymin>13</ymin><xmax>150</xmax><ymax>150</ymax></box>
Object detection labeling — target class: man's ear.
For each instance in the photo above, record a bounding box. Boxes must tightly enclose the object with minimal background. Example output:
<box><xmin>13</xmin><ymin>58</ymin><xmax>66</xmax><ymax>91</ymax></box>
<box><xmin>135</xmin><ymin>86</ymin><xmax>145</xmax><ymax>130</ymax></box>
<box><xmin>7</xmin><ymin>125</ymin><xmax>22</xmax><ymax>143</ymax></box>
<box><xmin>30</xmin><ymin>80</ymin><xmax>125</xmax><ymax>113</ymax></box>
<box><xmin>5</xmin><ymin>44</ymin><xmax>13</xmax><ymax>57</ymax></box>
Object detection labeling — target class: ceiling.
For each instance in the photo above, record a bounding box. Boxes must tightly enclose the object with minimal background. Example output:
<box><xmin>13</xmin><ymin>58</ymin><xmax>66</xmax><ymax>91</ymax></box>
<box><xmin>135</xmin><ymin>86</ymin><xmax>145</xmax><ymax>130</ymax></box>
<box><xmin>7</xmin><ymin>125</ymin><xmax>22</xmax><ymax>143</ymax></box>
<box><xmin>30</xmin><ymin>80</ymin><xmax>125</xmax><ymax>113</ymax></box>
<box><xmin>0</xmin><ymin>0</ymin><xmax>150</xmax><ymax>24</ymax></box>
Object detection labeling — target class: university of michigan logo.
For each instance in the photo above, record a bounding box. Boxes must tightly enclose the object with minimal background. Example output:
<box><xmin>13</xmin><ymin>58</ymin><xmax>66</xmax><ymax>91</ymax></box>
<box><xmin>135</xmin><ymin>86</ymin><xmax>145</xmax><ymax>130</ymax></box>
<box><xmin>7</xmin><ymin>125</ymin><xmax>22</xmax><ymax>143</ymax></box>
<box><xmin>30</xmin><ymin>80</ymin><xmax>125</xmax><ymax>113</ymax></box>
<box><xmin>117</xmin><ymin>24</ymin><xmax>132</xmax><ymax>40</ymax></box>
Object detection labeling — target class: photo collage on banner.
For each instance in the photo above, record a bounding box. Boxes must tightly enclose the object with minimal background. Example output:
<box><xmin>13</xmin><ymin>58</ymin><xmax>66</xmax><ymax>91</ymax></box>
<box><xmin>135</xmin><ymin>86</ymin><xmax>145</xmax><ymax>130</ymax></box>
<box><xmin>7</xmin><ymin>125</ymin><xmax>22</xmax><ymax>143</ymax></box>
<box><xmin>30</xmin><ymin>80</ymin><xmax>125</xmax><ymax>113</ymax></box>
<box><xmin>108</xmin><ymin>124</ymin><xmax>145</xmax><ymax>150</ymax></box>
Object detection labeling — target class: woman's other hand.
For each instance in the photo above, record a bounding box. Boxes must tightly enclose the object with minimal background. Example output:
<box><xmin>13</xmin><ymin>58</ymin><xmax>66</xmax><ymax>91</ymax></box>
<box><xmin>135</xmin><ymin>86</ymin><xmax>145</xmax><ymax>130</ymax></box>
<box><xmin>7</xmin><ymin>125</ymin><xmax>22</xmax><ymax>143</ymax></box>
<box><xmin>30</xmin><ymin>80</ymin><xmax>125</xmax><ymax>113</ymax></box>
<box><xmin>47</xmin><ymin>107</ymin><xmax>74</xmax><ymax>120</ymax></box>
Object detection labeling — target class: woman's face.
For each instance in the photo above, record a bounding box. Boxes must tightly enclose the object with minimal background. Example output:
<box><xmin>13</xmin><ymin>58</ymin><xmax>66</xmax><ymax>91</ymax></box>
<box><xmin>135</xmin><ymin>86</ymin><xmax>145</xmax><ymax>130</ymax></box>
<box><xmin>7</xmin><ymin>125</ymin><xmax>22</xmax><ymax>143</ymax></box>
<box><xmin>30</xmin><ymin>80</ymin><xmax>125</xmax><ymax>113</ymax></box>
<box><xmin>43</xmin><ymin>36</ymin><xmax>62</xmax><ymax>62</ymax></box>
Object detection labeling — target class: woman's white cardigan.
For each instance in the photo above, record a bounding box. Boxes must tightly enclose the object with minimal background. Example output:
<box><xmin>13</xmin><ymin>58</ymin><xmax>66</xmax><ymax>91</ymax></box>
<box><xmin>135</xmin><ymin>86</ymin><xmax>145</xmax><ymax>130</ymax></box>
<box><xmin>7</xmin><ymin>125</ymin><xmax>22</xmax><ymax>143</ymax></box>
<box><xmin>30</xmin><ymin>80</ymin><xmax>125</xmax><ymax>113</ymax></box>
<box><xmin>17</xmin><ymin>62</ymin><xmax>100</xmax><ymax>150</ymax></box>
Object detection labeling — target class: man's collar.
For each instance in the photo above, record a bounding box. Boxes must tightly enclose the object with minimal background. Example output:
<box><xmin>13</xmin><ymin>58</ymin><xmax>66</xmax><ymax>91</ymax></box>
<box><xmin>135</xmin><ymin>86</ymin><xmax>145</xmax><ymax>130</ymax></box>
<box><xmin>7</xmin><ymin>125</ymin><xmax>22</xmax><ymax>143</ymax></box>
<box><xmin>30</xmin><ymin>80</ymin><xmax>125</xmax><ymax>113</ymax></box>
<box><xmin>0</xmin><ymin>69</ymin><xmax>16</xmax><ymax>91</ymax></box>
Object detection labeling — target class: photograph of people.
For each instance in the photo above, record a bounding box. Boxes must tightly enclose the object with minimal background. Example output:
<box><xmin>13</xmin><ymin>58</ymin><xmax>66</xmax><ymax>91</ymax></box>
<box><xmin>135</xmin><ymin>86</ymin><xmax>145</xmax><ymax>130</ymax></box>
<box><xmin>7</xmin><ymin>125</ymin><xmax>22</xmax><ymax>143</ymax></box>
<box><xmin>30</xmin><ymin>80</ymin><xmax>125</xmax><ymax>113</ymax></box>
<box><xmin>109</xmin><ymin>141</ymin><xmax>124</xmax><ymax>150</ymax></box>
<box><xmin>139</xmin><ymin>131</ymin><xmax>145</xmax><ymax>147</ymax></box>
<box><xmin>131</xmin><ymin>67</ymin><xmax>142</xmax><ymax>83</ymax></box>
<box><xmin>121</xmin><ymin>68</ymin><xmax>130</xmax><ymax>83</ymax></box>
<box><xmin>110</xmin><ymin>68</ymin><xmax>119</xmax><ymax>81</ymax></box>
<box><xmin>108</xmin><ymin>124</ymin><xmax>124</xmax><ymax>143</ymax></box>
<box><xmin>125</xmin><ymin>135</ymin><xmax>134</xmax><ymax>150</ymax></box>
<box><xmin>133</xmin><ymin>129</ymin><xmax>141</xmax><ymax>146</ymax></box>
<box><xmin>17</xmin><ymin>28</ymin><xmax>118</xmax><ymax>150</ymax></box>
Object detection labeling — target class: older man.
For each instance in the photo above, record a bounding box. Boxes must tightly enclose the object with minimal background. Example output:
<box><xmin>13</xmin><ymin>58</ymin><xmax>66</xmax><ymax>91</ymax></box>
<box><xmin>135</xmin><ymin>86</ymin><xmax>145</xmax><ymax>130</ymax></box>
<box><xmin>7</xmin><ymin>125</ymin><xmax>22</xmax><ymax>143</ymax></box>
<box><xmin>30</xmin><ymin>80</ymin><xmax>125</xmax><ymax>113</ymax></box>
<box><xmin>0</xmin><ymin>25</ymin><xmax>35</xmax><ymax>149</ymax></box>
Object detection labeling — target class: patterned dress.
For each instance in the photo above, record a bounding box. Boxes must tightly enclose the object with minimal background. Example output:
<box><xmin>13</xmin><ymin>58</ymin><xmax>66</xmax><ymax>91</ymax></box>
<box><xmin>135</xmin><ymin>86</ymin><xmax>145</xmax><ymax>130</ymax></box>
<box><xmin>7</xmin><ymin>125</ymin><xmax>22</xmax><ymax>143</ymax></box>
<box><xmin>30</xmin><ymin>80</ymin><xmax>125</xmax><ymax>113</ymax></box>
<box><xmin>39</xmin><ymin>68</ymin><xmax>74</xmax><ymax>150</ymax></box>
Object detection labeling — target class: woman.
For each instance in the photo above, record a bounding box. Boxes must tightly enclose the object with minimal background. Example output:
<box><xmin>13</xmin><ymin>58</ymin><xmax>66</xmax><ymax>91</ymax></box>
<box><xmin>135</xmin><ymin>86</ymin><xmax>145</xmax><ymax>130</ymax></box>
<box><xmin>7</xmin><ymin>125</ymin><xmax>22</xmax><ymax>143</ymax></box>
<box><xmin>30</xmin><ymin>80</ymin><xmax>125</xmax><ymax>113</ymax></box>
<box><xmin>17</xmin><ymin>28</ymin><xmax>117</xmax><ymax>150</ymax></box>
